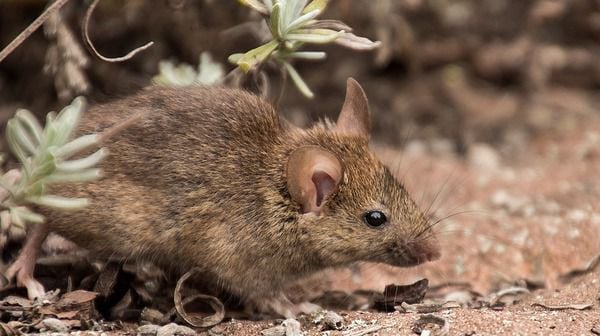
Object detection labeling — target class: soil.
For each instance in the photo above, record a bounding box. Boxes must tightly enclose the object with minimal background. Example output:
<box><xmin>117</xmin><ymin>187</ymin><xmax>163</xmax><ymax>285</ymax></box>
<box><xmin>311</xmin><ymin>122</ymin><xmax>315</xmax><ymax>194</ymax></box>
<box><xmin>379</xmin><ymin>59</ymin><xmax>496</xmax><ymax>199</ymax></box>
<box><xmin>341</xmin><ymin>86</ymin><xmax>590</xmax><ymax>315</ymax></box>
<box><xmin>0</xmin><ymin>1</ymin><xmax>599</xmax><ymax>335</ymax></box>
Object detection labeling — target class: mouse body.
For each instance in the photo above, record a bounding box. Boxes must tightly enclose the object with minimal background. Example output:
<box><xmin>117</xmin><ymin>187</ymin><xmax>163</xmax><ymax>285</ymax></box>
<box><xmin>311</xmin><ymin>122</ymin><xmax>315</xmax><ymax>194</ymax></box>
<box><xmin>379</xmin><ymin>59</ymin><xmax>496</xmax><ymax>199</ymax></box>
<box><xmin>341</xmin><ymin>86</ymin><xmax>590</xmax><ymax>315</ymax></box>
<box><xmin>8</xmin><ymin>79</ymin><xmax>440</xmax><ymax>317</ymax></box>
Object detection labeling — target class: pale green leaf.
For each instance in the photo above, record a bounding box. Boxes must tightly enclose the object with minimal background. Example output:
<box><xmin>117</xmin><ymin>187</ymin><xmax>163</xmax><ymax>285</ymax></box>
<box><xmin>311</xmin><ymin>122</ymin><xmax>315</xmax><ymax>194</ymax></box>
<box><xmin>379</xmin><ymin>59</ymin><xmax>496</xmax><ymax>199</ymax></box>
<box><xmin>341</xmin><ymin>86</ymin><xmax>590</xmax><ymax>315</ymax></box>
<box><xmin>53</xmin><ymin>134</ymin><xmax>100</xmax><ymax>160</ymax></box>
<box><xmin>27</xmin><ymin>195</ymin><xmax>90</xmax><ymax>210</ymax></box>
<box><xmin>235</xmin><ymin>40</ymin><xmax>279</xmax><ymax>73</ymax></box>
<box><xmin>286</xmin><ymin>9</ymin><xmax>321</xmax><ymax>33</ymax></box>
<box><xmin>56</xmin><ymin>148</ymin><xmax>108</xmax><ymax>172</ymax></box>
<box><xmin>285</xmin><ymin>30</ymin><xmax>343</xmax><ymax>44</ymax></box>
<box><xmin>197</xmin><ymin>52</ymin><xmax>225</xmax><ymax>85</ymax></box>
<box><xmin>283</xmin><ymin>62</ymin><xmax>314</xmax><ymax>98</ymax></box>
<box><xmin>45</xmin><ymin>169</ymin><xmax>103</xmax><ymax>183</ymax></box>
<box><xmin>15</xmin><ymin>109</ymin><xmax>43</xmax><ymax>145</ymax></box>
<box><xmin>285</xmin><ymin>51</ymin><xmax>326</xmax><ymax>60</ymax></box>
<box><xmin>11</xmin><ymin>207</ymin><xmax>45</xmax><ymax>224</ymax></box>
<box><xmin>304</xmin><ymin>0</ymin><xmax>329</xmax><ymax>13</ymax></box>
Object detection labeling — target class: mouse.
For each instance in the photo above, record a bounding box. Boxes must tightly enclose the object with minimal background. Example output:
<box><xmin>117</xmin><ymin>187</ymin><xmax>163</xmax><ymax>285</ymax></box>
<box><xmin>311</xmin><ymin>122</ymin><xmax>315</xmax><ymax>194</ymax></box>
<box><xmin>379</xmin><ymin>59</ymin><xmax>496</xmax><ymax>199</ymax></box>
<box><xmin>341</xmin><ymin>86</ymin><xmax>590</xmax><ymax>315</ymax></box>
<box><xmin>3</xmin><ymin>78</ymin><xmax>441</xmax><ymax>318</ymax></box>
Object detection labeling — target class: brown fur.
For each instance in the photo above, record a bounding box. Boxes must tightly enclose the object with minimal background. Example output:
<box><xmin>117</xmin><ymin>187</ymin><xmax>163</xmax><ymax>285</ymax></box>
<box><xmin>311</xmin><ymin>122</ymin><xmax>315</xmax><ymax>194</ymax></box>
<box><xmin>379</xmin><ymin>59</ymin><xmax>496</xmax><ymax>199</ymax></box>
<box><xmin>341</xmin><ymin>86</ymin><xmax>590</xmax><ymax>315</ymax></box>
<box><xmin>41</xmin><ymin>84</ymin><xmax>440</xmax><ymax>311</ymax></box>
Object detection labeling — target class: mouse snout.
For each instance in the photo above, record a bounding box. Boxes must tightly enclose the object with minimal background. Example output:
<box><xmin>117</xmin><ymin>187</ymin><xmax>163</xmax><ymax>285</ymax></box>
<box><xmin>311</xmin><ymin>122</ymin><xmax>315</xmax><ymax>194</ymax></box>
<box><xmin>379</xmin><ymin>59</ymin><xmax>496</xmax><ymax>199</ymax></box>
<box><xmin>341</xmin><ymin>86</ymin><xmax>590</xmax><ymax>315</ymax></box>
<box><xmin>416</xmin><ymin>238</ymin><xmax>442</xmax><ymax>262</ymax></box>
<box><xmin>402</xmin><ymin>238</ymin><xmax>441</xmax><ymax>266</ymax></box>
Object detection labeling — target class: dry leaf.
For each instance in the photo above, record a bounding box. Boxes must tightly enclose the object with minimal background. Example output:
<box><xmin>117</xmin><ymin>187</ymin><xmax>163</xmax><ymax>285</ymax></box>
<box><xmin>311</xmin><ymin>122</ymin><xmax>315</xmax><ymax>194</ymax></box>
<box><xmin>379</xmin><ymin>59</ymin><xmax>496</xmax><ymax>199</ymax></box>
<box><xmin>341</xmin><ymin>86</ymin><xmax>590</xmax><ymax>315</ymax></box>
<box><xmin>174</xmin><ymin>268</ymin><xmax>225</xmax><ymax>328</ymax></box>
<box><xmin>372</xmin><ymin>278</ymin><xmax>429</xmax><ymax>311</ymax></box>
<box><xmin>56</xmin><ymin>290</ymin><xmax>98</xmax><ymax>307</ymax></box>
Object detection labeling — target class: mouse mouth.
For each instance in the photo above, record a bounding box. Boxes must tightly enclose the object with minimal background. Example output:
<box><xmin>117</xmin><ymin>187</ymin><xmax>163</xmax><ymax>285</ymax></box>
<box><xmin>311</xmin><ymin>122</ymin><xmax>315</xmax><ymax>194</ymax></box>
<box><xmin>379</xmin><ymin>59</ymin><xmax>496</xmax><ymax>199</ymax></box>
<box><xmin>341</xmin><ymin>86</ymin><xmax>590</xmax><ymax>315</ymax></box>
<box><xmin>383</xmin><ymin>240</ymin><xmax>441</xmax><ymax>267</ymax></box>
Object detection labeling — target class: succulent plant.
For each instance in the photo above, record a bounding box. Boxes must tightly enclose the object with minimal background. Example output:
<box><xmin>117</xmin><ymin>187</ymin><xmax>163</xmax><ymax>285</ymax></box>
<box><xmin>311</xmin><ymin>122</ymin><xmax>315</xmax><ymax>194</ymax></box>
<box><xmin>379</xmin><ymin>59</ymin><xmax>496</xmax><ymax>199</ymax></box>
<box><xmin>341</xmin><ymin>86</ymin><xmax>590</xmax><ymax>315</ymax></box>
<box><xmin>153</xmin><ymin>52</ymin><xmax>225</xmax><ymax>87</ymax></box>
<box><xmin>230</xmin><ymin>0</ymin><xmax>380</xmax><ymax>98</ymax></box>
<box><xmin>0</xmin><ymin>97</ymin><xmax>106</xmax><ymax>234</ymax></box>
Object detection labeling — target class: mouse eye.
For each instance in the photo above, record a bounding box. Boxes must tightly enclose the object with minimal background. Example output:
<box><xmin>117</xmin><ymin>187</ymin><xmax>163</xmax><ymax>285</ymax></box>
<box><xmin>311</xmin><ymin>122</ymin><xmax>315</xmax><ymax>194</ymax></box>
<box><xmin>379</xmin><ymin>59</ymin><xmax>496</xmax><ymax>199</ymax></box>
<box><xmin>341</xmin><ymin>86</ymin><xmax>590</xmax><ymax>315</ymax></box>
<box><xmin>363</xmin><ymin>210</ymin><xmax>387</xmax><ymax>228</ymax></box>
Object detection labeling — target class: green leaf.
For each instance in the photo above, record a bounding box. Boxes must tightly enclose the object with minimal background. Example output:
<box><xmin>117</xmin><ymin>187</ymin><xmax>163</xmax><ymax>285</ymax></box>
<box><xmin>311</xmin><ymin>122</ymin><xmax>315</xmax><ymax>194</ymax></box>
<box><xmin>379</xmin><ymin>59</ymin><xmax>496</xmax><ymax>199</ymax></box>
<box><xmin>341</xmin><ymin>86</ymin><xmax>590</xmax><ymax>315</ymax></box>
<box><xmin>288</xmin><ymin>0</ymin><xmax>308</xmax><ymax>25</ymax></box>
<box><xmin>53</xmin><ymin>97</ymin><xmax>86</xmax><ymax>146</ymax></box>
<box><xmin>197</xmin><ymin>52</ymin><xmax>225</xmax><ymax>85</ymax></box>
<box><xmin>6</xmin><ymin>120</ymin><xmax>31</xmax><ymax>166</ymax></box>
<box><xmin>8</xmin><ymin>119</ymin><xmax>37</xmax><ymax>156</ymax></box>
<box><xmin>23</xmin><ymin>179</ymin><xmax>45</xmax><ymax>197</ymax></box>
<box><xmin>11</xmin><ymin>207</ymin><xmax>45</xmax><ymax>224</ymax></box>
<box><xmin>270</xmin><ymin>2</ymin><xmax>282</xmax><ymax>39</ymax></box>
<box><xmin>30</xmin><ymin>156</ymin><xmax>56</xmax><ymax>181</ymax></box>
<box><xmin>237</xmin><ymin>0</ymin><xmax>269</xmax><ymax>14</ymax></box>
<box><xmin>283</xmin><ymin>62</ymin><xmax>314</xmax><ymax>98</ymax></box>
<box><xmin>234</xmin><ymin>40</ymin><xmax>279</xmax><ymax>73</ymax></box>
<box><xmin>286</xmin><ymin>9</ymin><xmax>321</xmax><ymax>33</ymax></box>
<box><xmin>285</xmin><ymin>29</ymin><xmax>343</xmax><ymax>44</ymax></box>
<box><xmin>56</xmin><ymin>148</ymin><xmax>108</xmax><ymax>172</ymax></box>
<box><xmin>285</xmin><ymin>51</ymin><xmax>326</xmax><ymax>60</ymax></box>
<box><xmin>227</xmin><ymin>53</ymin><xmax>244</xmax><ymax>65</ymax></box>
<box><xmin>15</xmin><ymin>109</ymin><xmax>43</xmax><ymax>145</ymax></box>
<box><xmin>26</xmin><ymin>195</ymin><xmax>90</xmax><ymax>210</ymax></box>
<box><xmin>9</xmin><ymin>207</ymin><xmax>26</xmax><ymax>229</ymax></box>
<box><xmin>53</xmin><ymin>134</ymin><xmax>100</xmax><ymax>160</ymax></box>
<box><xmin>153</xmin><ymin>60</ymin><xmax>198</xmax><ymax>86</ymax></box>
<box><xmin>45</xmin><ymin>169</ymin><xmax>103</xmax><ymax>183</ymax></box>
<box><xmin>304</xmin><ymin>0</ymin><xmax>328</xmax><ymax>13</ymax></box>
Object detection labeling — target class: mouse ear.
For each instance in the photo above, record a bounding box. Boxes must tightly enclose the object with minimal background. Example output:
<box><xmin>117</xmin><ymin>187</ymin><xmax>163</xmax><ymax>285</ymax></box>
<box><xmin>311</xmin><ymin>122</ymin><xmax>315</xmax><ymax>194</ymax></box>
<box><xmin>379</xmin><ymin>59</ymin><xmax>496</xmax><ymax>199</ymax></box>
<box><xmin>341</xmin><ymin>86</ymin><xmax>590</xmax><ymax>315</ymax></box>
<box><xmin>287</xmin><ymin>146</ymin><xmax>343</xmax><ymax>215</ymax></box>
<box><xmin>335</xmin><ymin>78</ymin><xmax>371</xmax><ymax>140</ymax></box>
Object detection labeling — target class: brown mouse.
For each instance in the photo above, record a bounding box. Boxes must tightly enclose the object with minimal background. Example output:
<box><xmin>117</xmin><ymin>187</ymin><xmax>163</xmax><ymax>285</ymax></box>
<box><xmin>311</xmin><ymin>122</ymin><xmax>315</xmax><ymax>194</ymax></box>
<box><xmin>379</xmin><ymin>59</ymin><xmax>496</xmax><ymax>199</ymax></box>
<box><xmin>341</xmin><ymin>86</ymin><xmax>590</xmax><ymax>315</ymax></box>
<box><xmin>4</xmin><ymin>78</ymin><xmax>440</xmax><ymax>317</ymax></box>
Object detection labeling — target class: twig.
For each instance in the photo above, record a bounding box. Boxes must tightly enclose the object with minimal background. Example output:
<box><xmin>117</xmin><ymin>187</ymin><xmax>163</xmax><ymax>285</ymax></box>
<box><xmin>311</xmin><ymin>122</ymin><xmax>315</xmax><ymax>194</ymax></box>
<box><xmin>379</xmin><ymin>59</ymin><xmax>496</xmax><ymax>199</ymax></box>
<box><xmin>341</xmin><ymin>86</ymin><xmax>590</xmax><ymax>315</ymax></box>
<box><xmin>0</xmin><ymin>0</ymin><xmax>72</xmax><ymax>63</ymax></box>
<box><xmin>343</xmin><ymin>324</ymin><xmax>394</xmax><ymax>336</ymax></box>
<box><xmin>82</xmin><ymin>0</ymin><xmax>154</xmax><ymax>62</ymax></box>
<box><xmin>97</xmin><ymin>111</ymin><xmax>147</xmax><ymax>143</ymax></box>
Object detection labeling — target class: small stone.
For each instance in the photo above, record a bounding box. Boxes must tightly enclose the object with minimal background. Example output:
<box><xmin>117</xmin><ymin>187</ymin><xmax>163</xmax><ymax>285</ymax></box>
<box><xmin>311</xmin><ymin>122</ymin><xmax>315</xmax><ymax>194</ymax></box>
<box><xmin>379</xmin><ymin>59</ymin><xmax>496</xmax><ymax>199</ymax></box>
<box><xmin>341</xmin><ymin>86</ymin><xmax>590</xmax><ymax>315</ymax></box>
<box><xmin>260</xmin><ymin>325</ymin><xmax>285</xmax><ymax>336</ymax></box>
<box><xmin>42</xmin><ymin>318</ymin><xmax>70</xmax><ymax>333</ymax></box>
<box><xmin>323</xmin><ymin>311</ymin><xmax>344</xmax><ymax>330</ymax></box>
<box><xmin>208</xmin><ymin>325</ymin><xmax>226</xmax><ymax>335</ymax></box>
<box><xmin>282</xmin><ymin>319</ymin><xmax>302</xmax><ymax>336</ymax></box>
<box><xmin>137</xmin><ymin>324</ymin><xmax>160</xmax><ymax>336</ymax></box>
<box><xmin>156</xmin><ymin>323</ymin><xmax>196</xmax><ymax>336</ymax></box>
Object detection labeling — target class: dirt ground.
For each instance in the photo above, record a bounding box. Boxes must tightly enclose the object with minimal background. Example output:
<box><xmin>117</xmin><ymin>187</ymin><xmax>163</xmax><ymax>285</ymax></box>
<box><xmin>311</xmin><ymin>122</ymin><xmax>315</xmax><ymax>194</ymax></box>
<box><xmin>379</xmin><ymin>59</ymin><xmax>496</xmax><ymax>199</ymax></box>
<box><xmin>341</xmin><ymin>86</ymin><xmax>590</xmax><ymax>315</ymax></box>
<box><xmin>1</xmin><ymin>0</ymin><xmax>599</xmax><ymax>335</ymax></box>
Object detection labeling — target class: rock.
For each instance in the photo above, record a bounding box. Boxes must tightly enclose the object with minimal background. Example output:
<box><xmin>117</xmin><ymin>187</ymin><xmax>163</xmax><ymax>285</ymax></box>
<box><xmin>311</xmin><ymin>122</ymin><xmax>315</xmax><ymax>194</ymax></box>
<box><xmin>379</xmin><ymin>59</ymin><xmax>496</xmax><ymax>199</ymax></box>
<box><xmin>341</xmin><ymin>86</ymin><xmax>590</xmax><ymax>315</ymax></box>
<box><xmin>156</xmin><ymin>323</ymin><xmax>196</xmax><ymax>336</ymax></box>
<box><xmin>41</xmin><ymin>318</ymin><xmax>70</xmax><ymax>333</ymax></box>
<box><xmin>260</xmin><ymin>325</ymin><xmax>285</xmax><ymax>336</ymax></box>
<box><xmin>282</xmin><ymin>319</ymin><xmax>302</xmax><ymax>336</ymax></box>
<box><xmin>137</xmin><ymin>324</ymin><xmax>161</xmax><ymax>336</ymax></box>
<box><xmin>323</xmin><ymin>311</ymin><xmax>344</xmax><ymax>330</ymax></box>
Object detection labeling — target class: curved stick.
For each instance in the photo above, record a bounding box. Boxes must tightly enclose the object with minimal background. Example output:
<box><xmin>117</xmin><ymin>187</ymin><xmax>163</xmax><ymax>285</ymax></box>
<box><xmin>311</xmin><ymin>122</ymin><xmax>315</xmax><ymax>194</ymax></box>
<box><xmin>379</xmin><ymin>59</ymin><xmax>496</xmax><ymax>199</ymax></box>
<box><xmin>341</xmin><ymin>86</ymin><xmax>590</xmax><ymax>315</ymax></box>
<box><xmin>82</xmin><ymin>0</ymin><xmax>154</xmax><ymax>62</ymax></box>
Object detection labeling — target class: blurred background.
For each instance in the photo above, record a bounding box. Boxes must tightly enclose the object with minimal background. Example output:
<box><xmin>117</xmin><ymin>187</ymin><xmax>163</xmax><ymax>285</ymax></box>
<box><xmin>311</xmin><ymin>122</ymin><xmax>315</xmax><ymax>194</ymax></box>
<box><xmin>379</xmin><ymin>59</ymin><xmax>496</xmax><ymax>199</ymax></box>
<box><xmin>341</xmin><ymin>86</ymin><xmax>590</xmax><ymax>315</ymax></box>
<box><xmin>0</xmin><ymin>0</ymin><xmax>599</xmax><ymax>332</ymax></box>
<box><xmin>2</xmin><ymin>0</ymin><xmax>598</xmax><ymax>155</ymax></box>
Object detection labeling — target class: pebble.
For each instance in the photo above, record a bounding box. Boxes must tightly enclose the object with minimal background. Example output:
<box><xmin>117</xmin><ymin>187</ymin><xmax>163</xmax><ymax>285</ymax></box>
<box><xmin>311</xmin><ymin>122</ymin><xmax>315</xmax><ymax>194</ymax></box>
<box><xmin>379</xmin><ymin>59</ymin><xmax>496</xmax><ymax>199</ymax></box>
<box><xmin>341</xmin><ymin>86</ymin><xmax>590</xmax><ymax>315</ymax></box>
<box><xmin>323</xmin><ymin>311</ymin><xmax>344</xmax><ymax>330</ymax></box>
<box><xmin>156</xmin><ymin>323</ymin><xmax>196</xmax><ymax>336</ymax></box>
<box><xmin>282</xmin><ymin>319</ymin><xmax>302</xmax><ymax>336</ymax></box>
<box><xmin>41</xmin><ymin>318</ymin><xmax>70</xmax><ymax>333</ymax></box>
<box><xmin>260</xmin><ymin>325</ymin><xmax>285</xmax><ymax>336</ymax></box>
<box><xmin>137</xmin><ymin>324</ymin><xmax>161</xmax><ymax>336</ymax></box>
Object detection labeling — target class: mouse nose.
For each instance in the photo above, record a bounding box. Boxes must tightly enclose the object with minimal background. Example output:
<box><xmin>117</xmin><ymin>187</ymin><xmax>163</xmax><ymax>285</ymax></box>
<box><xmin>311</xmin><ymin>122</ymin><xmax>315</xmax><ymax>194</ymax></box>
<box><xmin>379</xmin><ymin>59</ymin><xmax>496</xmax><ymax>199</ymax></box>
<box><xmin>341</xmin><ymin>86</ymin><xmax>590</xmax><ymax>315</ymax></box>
<box><xmin>406</xmin><ymin>238</ymin><xmax>441</xmax><ymax>265</ymax></box>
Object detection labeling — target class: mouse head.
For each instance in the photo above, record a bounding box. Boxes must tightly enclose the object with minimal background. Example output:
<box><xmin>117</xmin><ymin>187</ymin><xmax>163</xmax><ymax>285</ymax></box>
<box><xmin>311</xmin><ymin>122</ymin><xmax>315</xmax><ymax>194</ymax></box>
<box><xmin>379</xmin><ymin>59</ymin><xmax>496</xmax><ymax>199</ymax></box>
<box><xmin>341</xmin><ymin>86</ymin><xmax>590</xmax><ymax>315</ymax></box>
<box><xmin>286</xmin><ymin>78</ymin><xmax>441</xmax><ymax>268</ymax></box>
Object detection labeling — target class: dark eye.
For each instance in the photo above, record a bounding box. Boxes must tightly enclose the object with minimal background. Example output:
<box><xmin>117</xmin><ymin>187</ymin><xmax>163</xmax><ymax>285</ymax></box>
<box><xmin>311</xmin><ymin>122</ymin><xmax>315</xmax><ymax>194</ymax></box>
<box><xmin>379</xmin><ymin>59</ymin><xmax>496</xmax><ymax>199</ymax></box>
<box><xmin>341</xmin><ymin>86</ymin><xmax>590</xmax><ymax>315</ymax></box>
<box><xmin>363</xmin><ymin>210</ymin><xmax>387</xmax><ymax>228</ymax></box>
